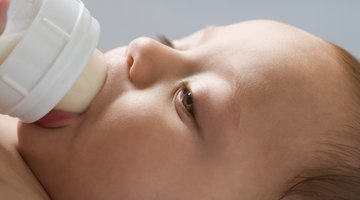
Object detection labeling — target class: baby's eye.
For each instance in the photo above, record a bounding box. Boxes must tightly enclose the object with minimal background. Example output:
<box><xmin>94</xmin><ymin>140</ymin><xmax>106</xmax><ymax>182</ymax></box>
<box><xmin>179</xmin><ymin>85</ymin><xmax>195</xmax><ymax>118</ymax></box>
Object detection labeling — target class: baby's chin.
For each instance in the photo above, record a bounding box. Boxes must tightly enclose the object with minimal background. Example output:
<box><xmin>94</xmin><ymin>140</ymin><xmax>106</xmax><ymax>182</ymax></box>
<box><xmin>17</xmin><ymin>116</ymin><xmax>77</xmax><ymax>176</ymax></box>
<box><xmin>17</xmin><ymin>111</ymin><xmax>80</xmax><ymax>148</ymax></box>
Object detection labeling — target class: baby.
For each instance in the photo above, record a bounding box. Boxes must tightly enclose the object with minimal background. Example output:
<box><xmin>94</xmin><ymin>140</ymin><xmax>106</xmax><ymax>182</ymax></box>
<box><xmin>1</xmin><ymin>1</ymin><xmax>360</xmax><ymax>199</ymax></box>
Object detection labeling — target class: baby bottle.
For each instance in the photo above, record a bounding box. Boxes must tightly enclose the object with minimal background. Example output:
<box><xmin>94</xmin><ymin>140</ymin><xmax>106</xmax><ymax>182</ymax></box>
<box><xmin>0</xmin><ymin>0</ymin><xmax>107</xmax><ymax>122</ymax></box>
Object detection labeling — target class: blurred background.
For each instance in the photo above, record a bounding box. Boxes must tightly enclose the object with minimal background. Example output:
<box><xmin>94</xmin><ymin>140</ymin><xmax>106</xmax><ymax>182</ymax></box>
<box><xmin>82</xmin><ymin>0</ymin><xmax>360</xmax><ymax>58</ymax></box>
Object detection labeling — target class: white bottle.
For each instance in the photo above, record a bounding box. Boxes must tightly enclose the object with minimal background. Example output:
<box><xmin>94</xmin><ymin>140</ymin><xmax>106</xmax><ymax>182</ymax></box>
<box><xmin>0</xmin><ymin>0</ymin><xmax>107</xmax><ymax>122</ymax></box>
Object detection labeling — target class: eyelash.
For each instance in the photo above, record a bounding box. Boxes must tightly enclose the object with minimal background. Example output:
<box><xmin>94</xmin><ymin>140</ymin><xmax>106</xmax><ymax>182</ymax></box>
<box><xmin>157</xmin><ymin>35</ymin><xmax>174</xmax><ymax>48</ymax></box>
<box><xmin>177</xmin><ymin>81</ymin><xmax>196</xmax><ymax>119</ymax></box>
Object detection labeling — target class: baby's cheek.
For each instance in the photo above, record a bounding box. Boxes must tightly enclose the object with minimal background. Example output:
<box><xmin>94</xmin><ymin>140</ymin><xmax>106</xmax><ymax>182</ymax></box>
<box><xmin>105</xmin><ymin>46</ymin><xmax>128</xmax><ymax>59</ymax></box>
<box><xmin>105</xmin><ymin>55</ymin><xmax>124</xmax><ymax>68</ymax></box>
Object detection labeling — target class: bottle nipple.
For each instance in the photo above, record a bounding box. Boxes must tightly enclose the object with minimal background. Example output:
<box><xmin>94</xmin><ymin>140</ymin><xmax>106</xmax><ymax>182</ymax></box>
<box><xmin>54</xmin><ymin>49</ymin><xmax>107</xmax><ymax>113</ymax></box>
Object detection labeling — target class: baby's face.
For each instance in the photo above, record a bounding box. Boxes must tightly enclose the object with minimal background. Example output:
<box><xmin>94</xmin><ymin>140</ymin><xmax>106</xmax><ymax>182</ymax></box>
<box><xmin>18</xmin><ymin>20</ymin><xmax>350</xmax><ymax>199</ymax></box>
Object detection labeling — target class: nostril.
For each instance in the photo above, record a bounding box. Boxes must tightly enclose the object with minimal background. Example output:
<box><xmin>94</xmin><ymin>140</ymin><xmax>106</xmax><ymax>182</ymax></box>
<box><xmin>126</xmin><ymin>53</ymin><xmax>134</xmax><ymax>68</ymax></box>
<box><xmin>126</xmin><ymin>52</ymin><xmax>136</xmax><ymax>82</ymax></box>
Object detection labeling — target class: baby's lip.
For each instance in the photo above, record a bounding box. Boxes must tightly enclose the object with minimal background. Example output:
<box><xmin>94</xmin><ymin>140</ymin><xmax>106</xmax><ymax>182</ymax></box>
<box><xmin>36</xmin><ymin>110</ymin><xmax>80</xmax><ymax>128</ymax></box>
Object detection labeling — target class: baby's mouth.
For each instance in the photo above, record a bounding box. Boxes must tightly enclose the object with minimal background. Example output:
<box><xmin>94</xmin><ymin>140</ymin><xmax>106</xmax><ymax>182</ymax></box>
<box><xmin>36</xmin><ymin>110</ymin><xmax>80</xmax><ymax>128</ymax></box>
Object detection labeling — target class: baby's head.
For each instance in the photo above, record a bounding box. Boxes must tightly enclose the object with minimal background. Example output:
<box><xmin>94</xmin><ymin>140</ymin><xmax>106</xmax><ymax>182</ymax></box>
<box><xmin>18</xmin><ymin>20</ymin><xmax>360</xmax><ymax>199</ymax></box>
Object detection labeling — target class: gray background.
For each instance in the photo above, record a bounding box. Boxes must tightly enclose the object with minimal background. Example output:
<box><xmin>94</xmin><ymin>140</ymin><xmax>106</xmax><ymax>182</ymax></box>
<box><xmin>82</xmin><ymin>0</ymin><xmax>360</xmax><ymax>58</ymax></box>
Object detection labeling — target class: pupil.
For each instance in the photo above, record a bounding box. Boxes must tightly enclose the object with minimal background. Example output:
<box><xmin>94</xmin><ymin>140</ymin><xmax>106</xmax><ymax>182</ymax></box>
<box><xmin>182</xmin><ymin>89</ymin><xmax>193</xmax><ymax>112</ymax></box>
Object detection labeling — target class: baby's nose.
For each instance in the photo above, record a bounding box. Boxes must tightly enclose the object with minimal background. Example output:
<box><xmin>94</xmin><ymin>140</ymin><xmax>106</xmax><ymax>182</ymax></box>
<box><xmin>126</xmin><ymin>37</ymin><xmax>189</xmax><ymax>88</ymax></box>
<box><xmin>0</xmin><ymin>0</ymin><xmax>9</xmax><ymax>34</ymax></box>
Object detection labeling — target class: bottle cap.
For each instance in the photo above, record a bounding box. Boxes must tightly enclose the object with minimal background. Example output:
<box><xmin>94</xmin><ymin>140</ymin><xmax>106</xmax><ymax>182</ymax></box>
<box><xmin>0</xmin><ymin>0</ymin><xmax>100</xmax><ymax>122</ymax></box>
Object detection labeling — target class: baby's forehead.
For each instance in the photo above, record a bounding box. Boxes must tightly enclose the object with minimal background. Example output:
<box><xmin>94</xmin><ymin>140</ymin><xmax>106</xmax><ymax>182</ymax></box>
<box><xmin>176</xmin><ymin>20</ymin><xmax>347</xmax><ymax>116</ymax></box>
<box><xmin>224</xmin><ymin>22</ymin><xmax>351</xmax><ymax>122</ymax></box>
<box><xmin>174</xmin><ymin>20</ymin><xmax>329</xmax><ymax>62</ymax></box>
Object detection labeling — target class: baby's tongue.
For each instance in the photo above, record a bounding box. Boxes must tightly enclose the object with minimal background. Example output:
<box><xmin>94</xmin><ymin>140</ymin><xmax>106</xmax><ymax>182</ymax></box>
<box><xmin>36</xmin><ymin>110</ymin><xmax>79</xmax><ymax>128</ymax></box>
